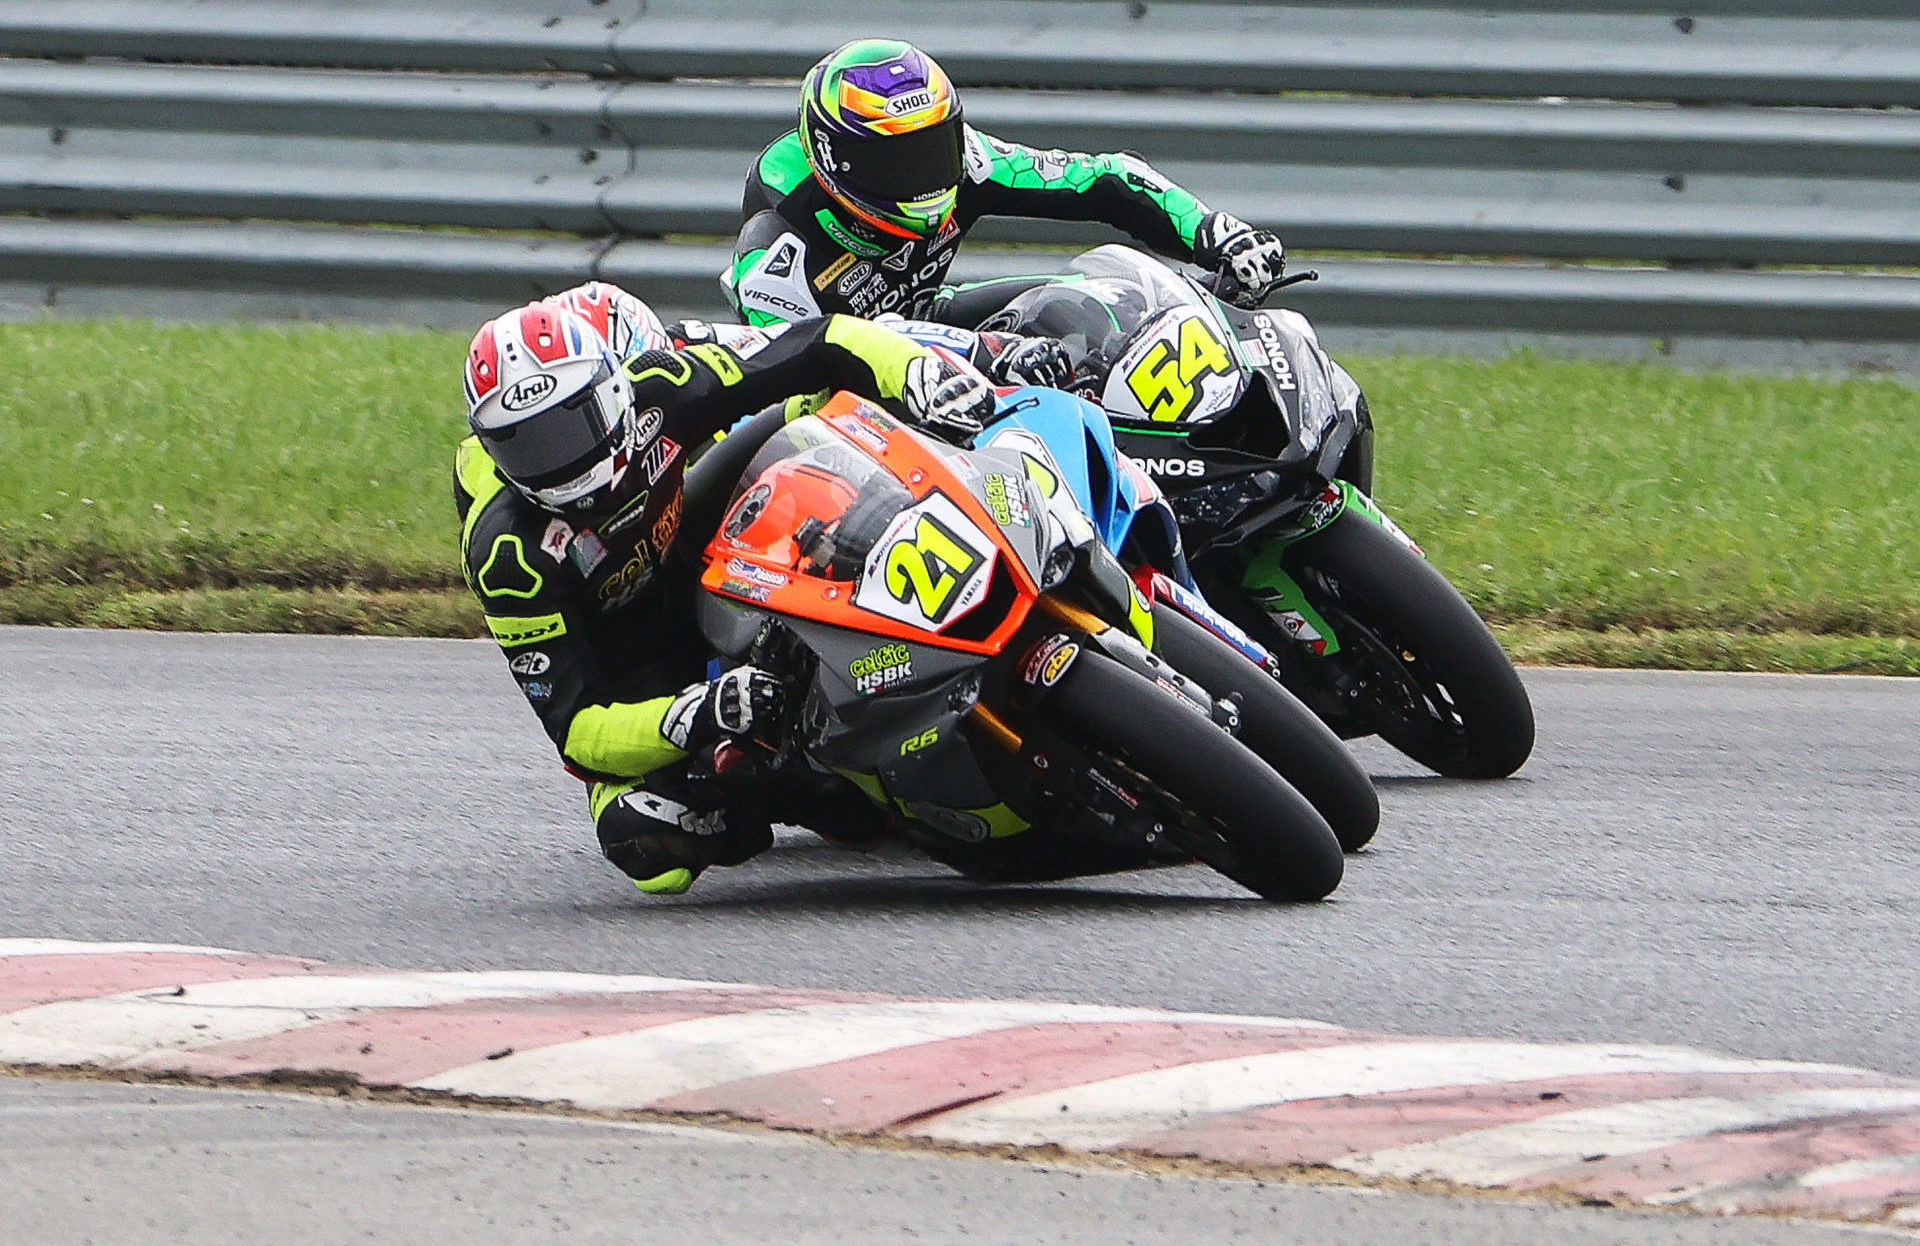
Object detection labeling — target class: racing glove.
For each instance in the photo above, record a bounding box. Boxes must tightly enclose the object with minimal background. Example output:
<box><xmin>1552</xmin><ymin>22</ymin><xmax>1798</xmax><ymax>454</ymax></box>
<box><xmin>1194</xmin><ymin>211</ymin><xmax>1286</xmax><ymax>309</ymax></box>
<box><xmin>901</xmin><ymin>353</ymin><xmax>994</xmax><ymax>441</ymax></box>
<box><xmin>984</xmin><ymin>335</ymin><xmax>1073</xmax><ymax>390</ymax></box>
<box><xmin>661</xmin><ymin>666</ymin><xmax>785</xmax><ymax>756</ymax></box>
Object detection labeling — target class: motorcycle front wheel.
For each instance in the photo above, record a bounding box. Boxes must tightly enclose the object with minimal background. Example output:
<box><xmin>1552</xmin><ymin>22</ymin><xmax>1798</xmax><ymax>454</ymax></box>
<box><xmin>1150</xmin><ymin>601</ymin><xmax>1381</xmax><ymax>852</ymax></box>
<box><xmin>1281</xmin><ymin>509</ymin><xmax>1535</xmax><ymax>780</ymax></box>
<box><xmin>1040</xmin><ymin>648</ymin><xmax>1344</xmax><ymax>901</ymax></box>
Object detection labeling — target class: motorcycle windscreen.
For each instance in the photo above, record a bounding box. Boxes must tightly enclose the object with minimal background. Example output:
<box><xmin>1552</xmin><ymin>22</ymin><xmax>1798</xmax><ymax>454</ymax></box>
<box><xmin>718</xmin><ymin>414</ymin><xmax>1007</xmax><ymax>638</ymax></box>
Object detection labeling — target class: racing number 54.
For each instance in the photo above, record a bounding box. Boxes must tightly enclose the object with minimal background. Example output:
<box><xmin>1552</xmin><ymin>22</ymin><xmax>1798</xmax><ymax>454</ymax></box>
<box><xmin>884</xmin><ymin>513</ymin><xmax>979</xmax><ymax>622</ymax></box>
<box><xmin>1127</xmin><ymin>315</ymin><xmax>1233</xmax><ymax>423</ymax></box>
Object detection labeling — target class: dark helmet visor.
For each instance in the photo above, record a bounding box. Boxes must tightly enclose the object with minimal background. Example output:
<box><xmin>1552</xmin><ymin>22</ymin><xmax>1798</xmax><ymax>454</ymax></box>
<box><xmin>475</xmin><ymin>363</ymin><xmax>619</xmax><ymax>490</ymax></box>
<box><xmin>832</xmin><ymin>114</ymin><xmax>966</xmax><ymax>202</ymax></box>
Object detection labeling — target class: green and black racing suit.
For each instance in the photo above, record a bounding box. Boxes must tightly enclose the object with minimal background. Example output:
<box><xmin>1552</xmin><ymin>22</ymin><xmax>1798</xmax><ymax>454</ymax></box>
<box><xmin>725</xmin><ymin>127</ymin><xmax>1213</xmax><ymax>328</ymax></box>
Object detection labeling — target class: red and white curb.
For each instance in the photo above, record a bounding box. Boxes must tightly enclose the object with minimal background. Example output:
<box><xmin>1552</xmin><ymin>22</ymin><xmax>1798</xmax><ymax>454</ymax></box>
<box><xmin>6</xmin><ymin>939</ymin><xmax>1920</xmax><ymax>1227</ymax></box>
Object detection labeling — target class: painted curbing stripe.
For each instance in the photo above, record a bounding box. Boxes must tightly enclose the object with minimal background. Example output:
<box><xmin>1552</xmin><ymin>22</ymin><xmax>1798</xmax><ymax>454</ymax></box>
<box><xmin>1333</xmin><ymin>1090</ymin><xmax>1920</xmax><ymax>1187</ymax></box>
<box><xmin>414</xmin><ymin>999</ymin><xmax>1264</xmax><ymax>1110</ymax></box>
<box><xmin>8</xmin><ymin>941</ymin><xmax>1920</xmax><ymax>1226</ymax></box>
<box><xmin>0</xmin><ymin>939</ymin><xmax>250</xmax><ymax>958</ymax></box>
<box><xmin>913</xmin><ymin>1040</ymin><xmax>1869</xmax><ymax>1148</ymax></box>
<box><xmin>1126</xmin><ymin>1068</ymin><xmax>1894</xmax><ymax>1170</ymax></box>
<box><xmin>0</xmin><ymin>971</ymin><xmax>748</xmax><ymax>1067</ymax></box>
<box><xmin>1648</xmin><ymin>1150</ymin><xmax>1920</xmax><ymax>1212</ymax></box>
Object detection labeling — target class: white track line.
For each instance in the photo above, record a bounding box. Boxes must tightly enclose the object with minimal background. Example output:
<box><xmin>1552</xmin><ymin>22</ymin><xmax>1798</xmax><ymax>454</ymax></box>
<box><xmin>1334</xmin><ymin>1090</ymin><xmax>1920</xmax><ymax>1187</ymax></box>
<box><xmin>415</xmin><ymin>999</ymin><xmax>1251</xmax><ymax>1109</ymax></box>
<box><xmin>0</xmin><ymin>939</ymin><xmax>248</xmax><ymax>958</ymax></box>
<box><xmin>916</xmin><ymin>1040</ymin><xmax>1877</xmax><ymax>1148</ymax></box>
<box><xmin>0</xmin><ymin>971</ymin><xmax>740</xmax><ymax>1067</ymax></box>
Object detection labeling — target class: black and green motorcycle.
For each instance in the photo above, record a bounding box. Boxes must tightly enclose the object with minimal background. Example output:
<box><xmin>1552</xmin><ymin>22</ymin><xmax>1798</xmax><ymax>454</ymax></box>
<box><xmin>976</xmin><ymin>245</ymin><xmax>1534</xmax><ymax>780</ymax></box>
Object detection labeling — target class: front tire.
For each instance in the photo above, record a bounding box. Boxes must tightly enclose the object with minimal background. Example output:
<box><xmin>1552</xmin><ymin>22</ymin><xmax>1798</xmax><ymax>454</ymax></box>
<box><xmin>1282</xmin><ymin>510</ymin><xmax>1535</xmax><ymax>779</ymax></box>
<box><xmin>1151</xmin><ymin>602</ymin><xmax>1381</xmax><ymax>851</ymax></box>
<box><xmin>1040</xmin><ymin>648</ymin><xmax>1344</xmax><ymax>901</ymax></box>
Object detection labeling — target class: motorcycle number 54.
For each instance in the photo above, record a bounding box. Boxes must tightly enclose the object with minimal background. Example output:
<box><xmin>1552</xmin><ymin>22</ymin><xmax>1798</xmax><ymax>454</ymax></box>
<box><xmin>854</xmin><ymin>492</ymin><xmax>999</xmax><ymax>632</ymax></box>
<box><xmin>1109</xmin><ymin>310</ymin><xmax>1239</xmax><ymax>424</ymax></box>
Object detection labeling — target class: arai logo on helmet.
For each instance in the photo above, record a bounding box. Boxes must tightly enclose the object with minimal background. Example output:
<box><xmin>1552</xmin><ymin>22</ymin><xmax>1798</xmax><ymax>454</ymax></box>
<box><xmin>501</xmin><ymin>374</ymin><xmax>558</xmax><ymax>412</ymax></box>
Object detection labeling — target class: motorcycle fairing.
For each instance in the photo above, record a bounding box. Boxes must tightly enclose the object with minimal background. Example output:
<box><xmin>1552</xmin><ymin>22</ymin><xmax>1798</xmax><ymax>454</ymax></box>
<box><xmin>700</xmin><ymin>401</ymin><xmax>1042</xmax><ymax>656</ymax></box>
<box><xmin>982</xmin><ymin>386</ymin><xmax>1193</xmax><ymax>588</ymax></box>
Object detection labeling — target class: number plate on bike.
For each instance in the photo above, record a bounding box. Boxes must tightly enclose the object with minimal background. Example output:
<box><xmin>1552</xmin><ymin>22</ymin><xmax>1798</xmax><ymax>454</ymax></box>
<box><xmin>853</xmin><ymin>492</ymin><xmax>999</xmax><ymax>632</ymax></box>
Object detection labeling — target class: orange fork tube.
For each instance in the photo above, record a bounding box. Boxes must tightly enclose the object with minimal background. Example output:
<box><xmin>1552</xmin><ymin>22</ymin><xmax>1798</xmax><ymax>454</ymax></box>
<box><xmin>1034</xmin><ymin>593</ymin><xmax>1111</xmax><ymax>635</ymax></box>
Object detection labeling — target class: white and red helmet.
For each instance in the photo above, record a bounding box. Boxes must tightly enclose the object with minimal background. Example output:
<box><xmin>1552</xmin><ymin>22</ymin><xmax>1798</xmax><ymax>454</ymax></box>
<box><xmin>465</xmin><ymin>303</ymin><xmax>636</xmax><ymax>512</ymax></box>
<box><xmin>542</xmin><ymin>281</ymin><xmax>669</xmax><ymax>359</ymax></box>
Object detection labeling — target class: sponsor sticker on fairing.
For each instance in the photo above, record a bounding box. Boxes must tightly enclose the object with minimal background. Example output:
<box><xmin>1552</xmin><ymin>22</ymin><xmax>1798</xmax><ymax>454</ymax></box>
<box><xmin>1019</xmin><ymin>634</ymin><xmax>1079</xmax><ymax>687</ymax></box>
<box><xmin>848</xmin><ymin>642</ymin><xmax>914</xmax><ymax>695</ymax></box>
<box><xmin>982</xmin><ymin>473</ymin><xmax>1032</xmax><ymax>527</ymax></box>
<box><xmin>724</xmin><ymin>558</ymin><xmax>789</xmax><ymax>589</ymax></box>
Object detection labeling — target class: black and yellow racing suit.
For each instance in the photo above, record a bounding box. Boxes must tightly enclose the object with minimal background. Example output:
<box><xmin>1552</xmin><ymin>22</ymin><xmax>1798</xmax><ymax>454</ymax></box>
<box><xmin>454</xmin><ymin>315</ymin><xmax>929</xmax><ymax>889</ymax></box>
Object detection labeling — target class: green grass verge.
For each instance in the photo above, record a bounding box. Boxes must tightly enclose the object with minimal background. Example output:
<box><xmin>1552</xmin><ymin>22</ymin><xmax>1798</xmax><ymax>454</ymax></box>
<box><xmin>3</xmin><ymin>321</ymin><xmax>1916</xmax><ymax>673</ymax></box>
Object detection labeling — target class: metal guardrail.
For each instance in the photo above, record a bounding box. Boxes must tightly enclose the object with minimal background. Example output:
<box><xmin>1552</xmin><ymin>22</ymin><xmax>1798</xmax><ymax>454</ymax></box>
<box><xmin>0</xmin><ymin>2</ymin><xmax>1916</xmax><ymax>341</ymax></box>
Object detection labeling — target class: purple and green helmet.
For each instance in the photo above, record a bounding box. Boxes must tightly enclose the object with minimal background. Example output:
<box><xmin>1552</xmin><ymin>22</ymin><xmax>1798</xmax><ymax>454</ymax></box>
<box><xmin>799</xmin><ymin>39</ymin><xmax>964</xmax><ymax>239</ymax></box>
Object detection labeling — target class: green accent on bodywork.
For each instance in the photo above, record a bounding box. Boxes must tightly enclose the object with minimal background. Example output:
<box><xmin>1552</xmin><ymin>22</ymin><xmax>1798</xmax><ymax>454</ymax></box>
<box><xmin>816</xmin><ymin>209</ymin><xmax>891</xmax><ymax>258</ymax></box>
<box><xmin>565</xmin><ymin>698</ymin><xmax>686</xmax><ymax>780</ymax></box>
<box><xmin>477</xmin><ymin>533</ymin><xmax>542</xmax><ymax>600</ymax></box>
<box><xmin>823</xmin><ymin>314</ymin><xmax>922</xmax><ymax>400</ymax></box>
<box><xmin>758</xmin><ymin>133</ymin><xmax>813</xmax><ymax>196</ymax></box>
<box><xmin>1127</xmin><ymin>582</ymin><xmax>1156</xmax><ymax>648</ymax></box>
<box><xmin>833</xmin><ymin>768</ymin><xmax>889</xmax><ymax>806</ymax></box>
<box><xmin>1240</xmin><ymin>543</ymin><xmax>1341</xmax><ymax>658</ymax></box>
<box><xmin>485</xmin><ymin>612</ymin><xmax>566</xmax><ymax>648</ymax></box>
<box><xmin>1237</xmin><ymin>479</ymin><xmax>1389</xmax><ymax>658</ymax></box>
<box><xmin>634</xmin><ymin>868</ymin><xmax>694</xmax><ymax>895</ymax></box>
<box><xmin>983</xmin><ymin>144</ymin><xmax>1210</xmax><ymax>249</ymax></box>
<box><xmin>834</xmin><ymin>765</ymin><xmax>1027</xmax><ymax>840</ymax></box>
<box><xmin>977</xmin><ymin>802</ymin><xmax>1030</xmax><ymax>839</ymax></box>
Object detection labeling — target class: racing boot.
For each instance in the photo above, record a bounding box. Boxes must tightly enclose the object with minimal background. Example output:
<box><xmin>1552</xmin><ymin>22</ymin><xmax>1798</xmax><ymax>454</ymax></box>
<box><xmin>589</xmin><ymin>774</ymin><xmax>774</xmax><ymax>895</ymax></box>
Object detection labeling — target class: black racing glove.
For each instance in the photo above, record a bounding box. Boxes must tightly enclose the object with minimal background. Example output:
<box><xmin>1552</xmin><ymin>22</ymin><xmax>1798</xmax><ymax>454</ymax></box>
<box><xmin>986</xmin><ymin>335</ymin><xmax>1073</xmax><ymax>390</ymax></box>
<box><xmin>661</xmin><ymin>666</ymin><xmax>785</xmax><ymax>756</ymax></box>
<box><xmin>901</xmin><ymin>353</ymin><xmax>994</xmax><ymax>441</ymax></box>
<box><xmin>1194</xmin><ymin>211</ymin><xmax>1286</xmax><ymax>309</ymax></box>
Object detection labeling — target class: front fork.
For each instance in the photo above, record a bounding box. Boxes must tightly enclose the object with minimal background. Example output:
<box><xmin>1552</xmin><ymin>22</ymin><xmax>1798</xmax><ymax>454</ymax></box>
<box><xmin>1238</xmin><ymin>480</ymin><xmax>1422</xmax><ymax>659</ymax></box>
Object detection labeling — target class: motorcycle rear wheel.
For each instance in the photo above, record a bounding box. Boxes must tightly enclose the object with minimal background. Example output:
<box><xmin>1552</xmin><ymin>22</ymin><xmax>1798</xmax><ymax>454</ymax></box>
<box><xmin>1150</xmin><ymin>602</ymin><xmax>1381</xmax><ymax>852</ymax></box>
<box><xmin>1282</xmin><ymin>509</ymin><xmax>1535</xmax><ymax>779</ymax></box>
<box><xmin>1040</xmin><ymin>649</ymin><xmax>1344</xmax><ymax>901</ymax></box>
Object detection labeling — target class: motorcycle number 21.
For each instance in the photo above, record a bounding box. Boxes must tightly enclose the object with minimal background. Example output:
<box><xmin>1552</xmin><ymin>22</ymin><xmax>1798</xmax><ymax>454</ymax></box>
<box><xmin>1123</xmin><ymin>312</ymin><xmax>1234</xmax><ymax>423</ymax></box>
<box><xmin>856</xmin><ymin>492</ymin><xmax>998</xmax><ymax>632</ymax></box>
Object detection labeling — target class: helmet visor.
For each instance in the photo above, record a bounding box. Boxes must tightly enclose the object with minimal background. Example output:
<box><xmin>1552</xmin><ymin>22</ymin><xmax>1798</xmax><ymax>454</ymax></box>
<box><xmin>475</xmin><ymin>364</ymin><xmax>621</xmax><ymax>490</ymax></box>
<box><xmin>833</xmin><ymin>114</ymin><xmax>965</xmax><ymax>203</ymax></box>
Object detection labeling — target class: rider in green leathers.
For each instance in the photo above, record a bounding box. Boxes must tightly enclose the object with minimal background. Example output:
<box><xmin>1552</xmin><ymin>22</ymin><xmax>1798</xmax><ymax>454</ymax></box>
<box><xmin>725</xmin><ymin>38</ymin><xmax>1288</xmax><ymax>332</ymax></box>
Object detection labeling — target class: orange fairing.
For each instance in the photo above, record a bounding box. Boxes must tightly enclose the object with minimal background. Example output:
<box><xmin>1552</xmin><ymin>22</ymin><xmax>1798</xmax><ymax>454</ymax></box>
<box><xmin>700</xmin><ymin>393</ymin><xmax>1039</xmax><ymax>655</ymax></box>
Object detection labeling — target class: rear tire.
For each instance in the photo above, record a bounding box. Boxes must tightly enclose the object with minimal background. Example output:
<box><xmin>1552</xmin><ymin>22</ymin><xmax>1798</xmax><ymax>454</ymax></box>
<box><xmin>1283</xmin><ymin>510</ymin><xmax>1535</xmax><ymax>779</ymax></box>
<box><xmin>1151</xmin><ymin>602</ymin><xmax>1381</xmax><ymax>851</ymax></box>
<box><xmin>1040</xmin><ymin>649</ymin><xmax>1344</xmax><ymax>901</ymax></box>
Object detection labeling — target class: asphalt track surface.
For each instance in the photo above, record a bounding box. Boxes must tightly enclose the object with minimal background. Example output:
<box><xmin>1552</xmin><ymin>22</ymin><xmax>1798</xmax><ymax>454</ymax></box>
<box><xmin>4</xmin><ymin>626</ymin><xmax>1917</xmax><ymax>1242</ymax></box>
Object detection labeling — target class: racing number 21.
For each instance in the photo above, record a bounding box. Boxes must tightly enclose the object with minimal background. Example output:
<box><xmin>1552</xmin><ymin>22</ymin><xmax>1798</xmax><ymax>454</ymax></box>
<box><xmin>1126</xmin><ymin>316</ymin><xmax>1233</xmax><ymax>423</ymax></box>
<box><xmin>884</xmin><ymin>514</ymin><xmax>979</xmax><ymax>622</ymax></box>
